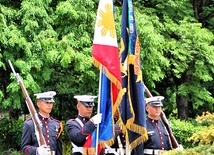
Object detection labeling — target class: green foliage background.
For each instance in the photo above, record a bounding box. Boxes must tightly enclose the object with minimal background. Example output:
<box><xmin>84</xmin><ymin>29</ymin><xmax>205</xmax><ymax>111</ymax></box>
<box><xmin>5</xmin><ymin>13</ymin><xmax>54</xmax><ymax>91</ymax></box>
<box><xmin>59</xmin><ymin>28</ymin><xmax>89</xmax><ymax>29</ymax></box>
<box><xmin>0</xmin><ymin>0</ymin><xmax>213</xmax><ymax>153</ymax></box>
<box><xmin>0</xmin><ymin>0</ymin><xmax>213</xmax><ymax>120</ymax></box>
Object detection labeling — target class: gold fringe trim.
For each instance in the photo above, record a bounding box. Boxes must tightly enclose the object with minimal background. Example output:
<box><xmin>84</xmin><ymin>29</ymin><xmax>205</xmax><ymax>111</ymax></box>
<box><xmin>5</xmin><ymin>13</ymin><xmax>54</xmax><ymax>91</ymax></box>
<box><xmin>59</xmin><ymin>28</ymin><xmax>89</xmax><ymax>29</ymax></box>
<box><xmin>113</xmin><ymin>53</ymin><xmax>148</xmax><ymax>152</ymax></box>
<box><xmin>83</xmin><ymin>147</ymin><xmax>96</xmax><ymax>155</ymax></box>
<box><xmin>127</xmin><ymin>127</ymin><xmax>148</xmax><ymax>152</ymax></box>
<box><xmin>92</xmin><ymin>57</ymin><xmax>126</xmax><ymax>149</ymax></box>
<box><xmin>126</xmin><ymin>121</ymin><xmax>148</xmax><ymax>136</ymax></box>
<box><xmin>92</xmin><ymin>57</ymin><xmax>122</xmax><ymax>89</ymax></box>
<box><xmin>116</xmin><ymin>108</ymin><xmax>148</xmax><ymax>151</ymax></box>
<box><xmin>92</xmin><ymin>54</ymin><xmax>148</xmax><ymax>152</ymax></box>
<box><xmin>112</xmin><ymin>88</ymin><xmax>126</xmax><ymax>115</ymax></box>
<box><xmin>102</xmin><ymin>85</ymin><xmax>126</xmax><ymax>147</ymax></box>
<box><xmin>117</xmin><ymin>114</ymin><xmax>127</xmax><ymax>136</ymax></box>
<box><xmin>99</xmin><ymin>100</ymin><xmax>115</xmax><ymax>148</ymax></box>
<box><xmin>99</xmin><ymin>136</ymin><xmax>115</xmax><ymax>148</ymax></box>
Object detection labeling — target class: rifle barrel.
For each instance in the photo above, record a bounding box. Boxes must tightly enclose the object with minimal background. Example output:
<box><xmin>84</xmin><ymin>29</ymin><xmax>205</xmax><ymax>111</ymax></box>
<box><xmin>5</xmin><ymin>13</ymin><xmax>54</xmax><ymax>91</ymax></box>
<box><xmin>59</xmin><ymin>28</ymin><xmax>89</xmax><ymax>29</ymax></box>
<box><xmin>8</xmin><ymin>60</ymin><xmax>47</xmax><ymax>146</ymax></box>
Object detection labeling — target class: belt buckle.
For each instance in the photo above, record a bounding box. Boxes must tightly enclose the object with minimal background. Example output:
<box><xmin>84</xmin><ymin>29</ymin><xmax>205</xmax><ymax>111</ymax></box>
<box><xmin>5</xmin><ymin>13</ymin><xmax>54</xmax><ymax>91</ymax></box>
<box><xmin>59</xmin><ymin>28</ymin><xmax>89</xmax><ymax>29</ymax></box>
<box><xmin>49</xmin><ymin>151</ymin><xmax>55</xmax><ymax>155</ymax></box>
<box><xmin>158</xmin><ymin>150</ymin><xmax>166</xmax><ymax>155</ymax></box>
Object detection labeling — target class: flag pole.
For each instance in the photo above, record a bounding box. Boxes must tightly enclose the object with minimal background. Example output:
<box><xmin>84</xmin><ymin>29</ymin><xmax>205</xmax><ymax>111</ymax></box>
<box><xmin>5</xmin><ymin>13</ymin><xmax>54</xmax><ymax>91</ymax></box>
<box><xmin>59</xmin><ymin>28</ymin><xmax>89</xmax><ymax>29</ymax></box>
<box><xmin>95</xmin><ymin>68</ymin><xmax>102</xmax><ymax>155</ymax></box>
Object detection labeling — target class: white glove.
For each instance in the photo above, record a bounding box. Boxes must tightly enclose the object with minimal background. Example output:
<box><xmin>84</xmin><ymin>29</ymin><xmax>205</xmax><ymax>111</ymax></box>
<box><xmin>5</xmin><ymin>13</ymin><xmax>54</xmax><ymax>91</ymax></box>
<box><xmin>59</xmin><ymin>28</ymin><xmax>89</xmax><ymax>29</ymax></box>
<box><xmin>37</xmin><ymin>145</ymin><xmax>50</xmax><ymax>155</ymax></box>
<box><xmin>176</xmin><ymin>144</ymin><xmax>184</xmax><ymax>151</ymax></box>
<box><xmin>91</xmin><ymin>113</ymin><xmax>102</xmax><ymax>125</ymax></box>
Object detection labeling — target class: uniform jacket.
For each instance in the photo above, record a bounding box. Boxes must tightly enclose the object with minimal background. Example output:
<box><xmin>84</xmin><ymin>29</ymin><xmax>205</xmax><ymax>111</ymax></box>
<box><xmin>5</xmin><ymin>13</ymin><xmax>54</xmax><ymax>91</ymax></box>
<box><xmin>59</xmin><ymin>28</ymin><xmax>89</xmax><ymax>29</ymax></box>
<box><xmin>21</xmin><ymin>114</ymin><xmax>62</xmax><ymax>155</ymax></box>
<box><xmin>131</xmin><ymin>117</ymin><xmax>172</xmax><ymax>155</ymax></box>
<box><xmin>144</xmin><ymin>117</ymin><xmax>172</xmax><ymax>150</ymax></box>
<box><xmin>66</xmin><ymin>115</ymin><xmax>96</xmax><ymax>155</ymax></box>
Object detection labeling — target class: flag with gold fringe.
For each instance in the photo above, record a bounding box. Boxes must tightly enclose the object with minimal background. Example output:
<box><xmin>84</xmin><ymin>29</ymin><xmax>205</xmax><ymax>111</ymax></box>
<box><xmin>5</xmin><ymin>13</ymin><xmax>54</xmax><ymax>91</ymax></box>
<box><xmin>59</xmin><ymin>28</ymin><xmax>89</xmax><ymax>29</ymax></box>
<box><xmin>117</xmin><ymin>0</ymin><xmax>148</xmax><ymax>152</ymax></box>
<box><xmin>84</xmin><ymin>0</ymin><xmax>123</xmax><ymax>154</ymax></box>
<box><xmin>83</xmin><ymin>128</ymin><xmax>102</xmax><ymax>155</ymax></box>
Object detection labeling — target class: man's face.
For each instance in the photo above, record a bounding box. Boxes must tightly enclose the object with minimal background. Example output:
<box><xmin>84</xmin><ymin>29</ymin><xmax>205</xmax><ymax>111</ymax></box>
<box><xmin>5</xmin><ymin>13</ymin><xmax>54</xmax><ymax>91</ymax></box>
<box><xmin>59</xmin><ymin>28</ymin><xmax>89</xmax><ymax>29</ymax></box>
<box><xmin>77</xmin><ymin>102</ymin><xmax>93</xmax><ymax>118</ymax></box>
<box><xmin>146</xmin><ymin>104</ymin><xmax>162</xmax><ymax>119</ymax></box>
<box><xmin>37</xmin><ymin>100</ymin><xmax>53</xmax><ymax>115</ymax></box>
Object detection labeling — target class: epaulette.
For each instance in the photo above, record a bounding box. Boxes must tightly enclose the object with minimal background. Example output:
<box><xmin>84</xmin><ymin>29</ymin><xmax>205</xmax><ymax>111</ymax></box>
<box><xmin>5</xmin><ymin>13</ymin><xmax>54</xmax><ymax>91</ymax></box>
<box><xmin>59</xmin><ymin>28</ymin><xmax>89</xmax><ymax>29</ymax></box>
<box><xmin>24</xmin><ymin>117</ymin><xmax>32</xmax><ymax>122</ymax></box>
<box><xmin>56</xmin><ymin>121</ymin><xmax>64</xmax><ymax>139</ymax></box>
<box><xmin>68</xmin><ymin>118</ymin><xmax>75</xmax><ymax>122</ymax></box>
<box><xmin>50</xmin><ymin>117</ymin><xmax>60</xmax><ymax>122</ymax></box>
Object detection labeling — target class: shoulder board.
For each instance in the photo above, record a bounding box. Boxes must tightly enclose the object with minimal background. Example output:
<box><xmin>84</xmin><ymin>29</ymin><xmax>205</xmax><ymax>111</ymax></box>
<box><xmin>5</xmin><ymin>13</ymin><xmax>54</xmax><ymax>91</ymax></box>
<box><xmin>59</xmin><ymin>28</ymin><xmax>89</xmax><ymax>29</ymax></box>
<box><xmin>25</xmin><ymin>117</ymin><xmax>32</xmax><ymax>122</ymax></box>
<box><xmin>68</xmin><ymin>118</ymin><xmax>75</xmax><ymax>122</ymax></box>
<box><xmin>50</xmin><ymin>117</ymin><xmax>60</xmax><ymax>123</ymax></box>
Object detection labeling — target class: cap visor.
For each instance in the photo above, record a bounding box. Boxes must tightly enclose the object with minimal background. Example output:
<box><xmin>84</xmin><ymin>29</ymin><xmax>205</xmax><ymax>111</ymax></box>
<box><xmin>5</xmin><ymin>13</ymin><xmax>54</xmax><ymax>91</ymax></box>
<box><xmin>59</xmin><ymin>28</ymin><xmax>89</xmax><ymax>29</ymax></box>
<box><xmin>150</xmin><ymin>102</ymin><xmax>163</xmax><ymax>106</ymax></box>
<box><xmin>41</xmin><ymin>98</ymin><xmax>55</xmax><ymax>102</ymax></box>
<box><xmin>81</xmin><ymin>101</ymin><xmax>94</xmax><ymax>107</ymax></box>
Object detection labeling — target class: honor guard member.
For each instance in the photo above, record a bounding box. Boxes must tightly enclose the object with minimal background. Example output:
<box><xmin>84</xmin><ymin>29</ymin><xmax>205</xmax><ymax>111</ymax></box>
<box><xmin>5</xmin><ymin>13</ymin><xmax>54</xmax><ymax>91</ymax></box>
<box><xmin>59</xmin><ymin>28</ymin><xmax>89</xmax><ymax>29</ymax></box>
<box><xmin>143</xmin><ymin>96</ymin><xmax>172</xmax><ymax>155</ymax></box>
<box><xmin>21</xmin><ymin>91</ymin><xmax>63</xmax><ymax>155</ymax></box>
<box><xmin>66</xmin><ymin>95</ymin><xmax>102</xmax><ymax>155</ymax></box>
<box><xmin>132</xmin><ymin>96</ymin><xmax>183</xmax><ymax>155</ymax></box>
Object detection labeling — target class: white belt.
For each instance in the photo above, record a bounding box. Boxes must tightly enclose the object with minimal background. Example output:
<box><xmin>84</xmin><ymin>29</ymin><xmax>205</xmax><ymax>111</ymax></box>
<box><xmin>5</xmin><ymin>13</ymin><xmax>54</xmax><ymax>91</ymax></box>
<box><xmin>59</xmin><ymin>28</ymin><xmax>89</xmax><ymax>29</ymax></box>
<box><xmin>72</xmin><ymin>143</ymin><xmax>83</xmax><ymax>153</ymax></box>
<box><xmin>144</xmin><ymin>149</ymin><xmax>168</xmax><ymax>155</ymax></box>
<box><xmin>105</xmin><ymin>148</ymin><xmax>117</xmax><ymax>154</ymax></box>
<box><xmin>104</xmin><ymin>143</ymin><xmax>119</xmax><ymax>155</ymax></box>
<box><xmin>72</xmin><ymin>147</ymin><xmax>83</xmax><ymax>153</ymax></box>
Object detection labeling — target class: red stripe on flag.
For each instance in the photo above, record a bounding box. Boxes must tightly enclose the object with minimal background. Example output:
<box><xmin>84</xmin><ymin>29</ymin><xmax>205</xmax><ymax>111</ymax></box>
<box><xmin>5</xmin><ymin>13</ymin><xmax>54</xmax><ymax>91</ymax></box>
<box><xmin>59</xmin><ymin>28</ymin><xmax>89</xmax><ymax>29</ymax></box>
<box><xmin>92</xmin><ymin>44</ymin><xmax>121</xmax><ymax>86</ymax></box>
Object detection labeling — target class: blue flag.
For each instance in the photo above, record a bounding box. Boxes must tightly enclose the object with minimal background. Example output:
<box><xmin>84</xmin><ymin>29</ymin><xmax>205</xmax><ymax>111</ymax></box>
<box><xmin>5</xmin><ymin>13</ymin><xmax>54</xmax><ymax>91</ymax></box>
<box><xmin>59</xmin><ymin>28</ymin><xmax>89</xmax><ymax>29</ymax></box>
<box><xmin>118</xmin><ymin>0</ymin><xmax>148</xmax><ymax>152</ymax></box>
<box><xmin>98</xmin><ymin>73</ymin><xmax>114</xmax><ymax>143</ymax></box>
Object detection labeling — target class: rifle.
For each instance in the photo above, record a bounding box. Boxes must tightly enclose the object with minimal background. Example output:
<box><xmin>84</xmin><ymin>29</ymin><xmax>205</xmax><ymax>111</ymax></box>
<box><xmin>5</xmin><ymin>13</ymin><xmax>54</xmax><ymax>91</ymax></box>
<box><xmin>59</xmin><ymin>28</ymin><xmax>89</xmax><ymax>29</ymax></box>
<box><xmin>117</xmin><ymin>135</ymin><xmax>124</xmax><ymax>155</ymax></box>
<box><xmin>144</xmin><ymin>84</ymin><xmax>179</xmax><ymax>148</ymax></box>
<box><xmin>8</xmin><ymin>60</ymin><xmax>47</xmax><ymax>146</ymax></box>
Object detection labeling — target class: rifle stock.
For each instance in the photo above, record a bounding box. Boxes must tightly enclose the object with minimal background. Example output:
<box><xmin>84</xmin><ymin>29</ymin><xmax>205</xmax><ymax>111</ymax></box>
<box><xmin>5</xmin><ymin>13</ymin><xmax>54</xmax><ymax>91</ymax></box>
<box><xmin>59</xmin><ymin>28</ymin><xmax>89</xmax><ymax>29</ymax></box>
<box><xmin>8</xmin><ymin>60</ymin><xmax>46</xmax><ymax>146</ymax></box>
<box><xmin>144</xmin><ymin>84</ymin><xmax>179</xmax><ymax>148</ymax></box>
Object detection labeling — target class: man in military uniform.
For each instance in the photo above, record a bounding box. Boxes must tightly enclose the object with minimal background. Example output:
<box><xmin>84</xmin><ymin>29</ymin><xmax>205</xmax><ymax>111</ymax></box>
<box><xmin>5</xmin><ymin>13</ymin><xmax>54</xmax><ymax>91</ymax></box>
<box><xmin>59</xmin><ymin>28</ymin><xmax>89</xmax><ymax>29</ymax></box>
<box><xmin>21</xmin><ymin>91</ymin><xmax>63</xmax><ymax>155</ymax></box>
<box><xmin>131</xmin><ymin>96</ymin><xmax>172</xmax><ymax>155</ymax></box>
<box><xmin>143</xmin><ymin>96</ymin><xmax>172</xmax><ymax>155</ymax></box>
<box><xmin>65</xmin><ymin>95</ymin><xmax>102</xmax><ymax>155</ymax></box>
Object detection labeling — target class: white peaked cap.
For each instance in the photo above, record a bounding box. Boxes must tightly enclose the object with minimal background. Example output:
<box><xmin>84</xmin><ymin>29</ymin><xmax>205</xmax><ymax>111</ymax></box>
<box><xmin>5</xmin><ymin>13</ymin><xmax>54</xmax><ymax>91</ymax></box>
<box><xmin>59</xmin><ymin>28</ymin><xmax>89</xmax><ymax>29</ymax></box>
<box><xmin>74</xmin><ymin>95</ymin><xmax>97</xmax><ymax>102</ymax></box>
<box><xmin>145</xmin><ymin>96</ymin><xmax>165</xmax><ymax>106</ymax></box>
<box><xmin>34</xmin><ymin>91</ymin><xmax>56</xmax><ymax>102</ymax></box>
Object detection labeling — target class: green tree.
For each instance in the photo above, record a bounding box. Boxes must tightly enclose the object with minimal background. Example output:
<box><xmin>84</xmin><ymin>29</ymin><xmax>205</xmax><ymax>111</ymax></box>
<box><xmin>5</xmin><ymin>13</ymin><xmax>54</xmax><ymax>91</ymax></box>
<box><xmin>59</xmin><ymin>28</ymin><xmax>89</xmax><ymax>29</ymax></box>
<box><xmin>0</xmin><ymin>0</ymin><xmax>213</xmax><ymax>121</ymax></box>
<box><xmin>0</xmin><ymin>0</ymin><xmax>99</xmax><ymax>120</ymax></box>
<box><xmin>190</xmin><ymin>0</ymin><xmax>214</xmax><ymax>31</ymax></box>
<box><xmin>134</xmin><ymin>0</ymin><xmax>214</xmax><ymax>119</ymax></box>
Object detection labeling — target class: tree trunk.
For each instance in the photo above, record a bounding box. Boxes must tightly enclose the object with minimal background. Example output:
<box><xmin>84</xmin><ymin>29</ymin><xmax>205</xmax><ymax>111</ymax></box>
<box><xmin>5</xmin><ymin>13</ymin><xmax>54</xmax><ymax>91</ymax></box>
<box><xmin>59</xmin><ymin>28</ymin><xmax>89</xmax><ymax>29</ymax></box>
<box><xmin>176</xmin><ymin>94</ymin><xmax>188</xmax><ymax>120</ymax></box>
<box><xmin>8</xmin><ymin>108</ymin><xmax>20</xmax><ymax>120</ymax></box>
